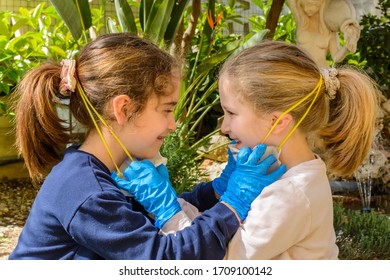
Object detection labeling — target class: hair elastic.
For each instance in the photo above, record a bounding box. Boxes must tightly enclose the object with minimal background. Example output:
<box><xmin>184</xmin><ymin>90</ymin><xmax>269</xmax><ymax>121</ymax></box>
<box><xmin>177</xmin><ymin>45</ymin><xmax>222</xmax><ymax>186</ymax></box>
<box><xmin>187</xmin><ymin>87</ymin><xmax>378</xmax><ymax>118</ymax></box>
<box><xmin>320</xmin><ymin>68</ymin><xmax>340</xmax><ymax>100</ymax></box>
<box><xmin>59</xmin><ymin>59</ymin><xmax>77</xmax><ymax>95</ymax></box>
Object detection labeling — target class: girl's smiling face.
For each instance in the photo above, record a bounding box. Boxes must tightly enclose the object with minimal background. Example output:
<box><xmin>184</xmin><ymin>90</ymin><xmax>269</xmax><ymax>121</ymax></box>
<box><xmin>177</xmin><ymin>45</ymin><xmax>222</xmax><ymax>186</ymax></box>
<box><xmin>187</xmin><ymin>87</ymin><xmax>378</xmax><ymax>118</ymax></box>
<box><xmin>123</xmin><ymin>76</ymin><xmax>180</xmax><ymax>160</ymax></box>
<box><xmin>218</xmin><ymin>75</ymin><xmax>272</xmax><ymax>149</ymax></box>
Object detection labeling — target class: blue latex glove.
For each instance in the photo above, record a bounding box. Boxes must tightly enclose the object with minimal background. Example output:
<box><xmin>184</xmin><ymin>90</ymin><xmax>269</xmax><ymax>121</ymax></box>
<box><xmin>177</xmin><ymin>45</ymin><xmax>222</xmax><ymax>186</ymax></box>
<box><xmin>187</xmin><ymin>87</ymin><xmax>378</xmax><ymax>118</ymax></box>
<box><xmin>212</xmin><ymin>140</ymin><xmax>237</xmax><ymax>196</ymax></box>
<box><xmin>111</xmin><ymin>160</ymin><xmax>181</xmax><ymax>229</ymax></box>
<box><xmin>220</xmin><ymin>144</ymin><xmax>287</xmax><ymax>221</ymax></box>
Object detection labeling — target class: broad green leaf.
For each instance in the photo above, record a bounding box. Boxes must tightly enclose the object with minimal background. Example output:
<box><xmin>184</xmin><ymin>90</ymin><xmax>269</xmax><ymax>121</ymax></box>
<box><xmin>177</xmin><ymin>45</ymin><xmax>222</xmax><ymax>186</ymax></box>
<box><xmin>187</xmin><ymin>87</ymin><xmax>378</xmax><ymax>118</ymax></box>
<box><xmin>49</xmin><ymin>0</ymin><xmax>92</xmax><ymax>40</ymax></box>
<box><xmin>140</xmin><ymin>0</ymin><xmax>153</xmax><ymax>31</ymax></box>
<box><xmin>164</xmin><ymin>0</ymin><xmax>190</xmax><ymax>45</ymax></box>
<box><xmin>47</xmin><ymin>45</ymin><xmax>67</xmax><ymax>58</ymax></box>
<box><xmin>10</xmin><ymin>18</ymin><xmax>29</xmax><ymax>34</ymax></box>
<box><xmin>197</xmin><ymin>40</ymin><xmax>241</xmax><ymax>75</ymax></box>
<box><xmin>32</xmin><ymin>3</ymin><xmax>45</xmax><ymax>23</ymax></box>
<box><xmin>232</xmin><ymin>29</ymin><xmax>269</xmax><ymax>56</ymax></box>
<box><xmin>18</xmin><ymin>7</ymin><xmax>30</xmax><ymax>18</ymax></box>
<box><xmin>5</xmin><ymin>69</ymin><xmax>20</xmax><ymax>83</ymax></box>
<box><xmin>0</xmin><ymin>52</ymin><xmax>13</xmax><ymax>62</ymax></box>
<box><xmin>107</xmin><ymin>18</ymin><xmax>120</xmax><ymax>33</ymax></box>
<box><xmin>75</xmin><ymin>0</ymin><xmax>92</xmax><ymax>30</ymax></box>
<box><xmin>114</xmin><ymin>0</ymin><xmax>137</xmax><ymax>34</ymax></box>
<box><xmin>0</xmin><ymin>83</ymin><xmax>10</xmax><ymax>94</ymax></box>
<box><xmin>0</xmin><ymin>21</ymin><xmax>10</xmax><ymax>38</ymax></box>
<box><xmin>145</xmin><ymin>0</ymin><xmax>174</xmax><ymax>43</ymax></box>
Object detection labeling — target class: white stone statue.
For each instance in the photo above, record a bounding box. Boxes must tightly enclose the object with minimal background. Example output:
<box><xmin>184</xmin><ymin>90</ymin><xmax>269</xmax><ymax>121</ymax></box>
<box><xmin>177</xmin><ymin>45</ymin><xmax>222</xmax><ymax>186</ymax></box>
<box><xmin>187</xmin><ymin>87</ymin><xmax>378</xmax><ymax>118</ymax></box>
<box><xmin>287</xmin><ymin>0</ymin><xmax>360</xmax><ymax>68</ymax></box>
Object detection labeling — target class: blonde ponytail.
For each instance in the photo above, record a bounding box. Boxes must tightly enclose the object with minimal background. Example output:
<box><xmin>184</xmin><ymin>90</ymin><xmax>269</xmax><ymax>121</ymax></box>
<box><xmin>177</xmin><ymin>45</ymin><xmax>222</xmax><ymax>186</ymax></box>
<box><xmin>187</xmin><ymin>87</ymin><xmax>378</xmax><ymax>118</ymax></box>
<box><xmin>318</xmin><ymin>67</ymin><xmax>380</xmax><ymax>177</ymax></box>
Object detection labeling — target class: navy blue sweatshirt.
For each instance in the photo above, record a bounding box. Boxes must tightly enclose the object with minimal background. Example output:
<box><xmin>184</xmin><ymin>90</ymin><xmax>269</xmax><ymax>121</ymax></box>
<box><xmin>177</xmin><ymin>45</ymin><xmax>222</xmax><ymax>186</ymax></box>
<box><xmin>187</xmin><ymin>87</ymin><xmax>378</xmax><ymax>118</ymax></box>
<box><xmin>9</xmin><ymin>146</ymin><xmax>238</xmax><ymax>260</ymax></box>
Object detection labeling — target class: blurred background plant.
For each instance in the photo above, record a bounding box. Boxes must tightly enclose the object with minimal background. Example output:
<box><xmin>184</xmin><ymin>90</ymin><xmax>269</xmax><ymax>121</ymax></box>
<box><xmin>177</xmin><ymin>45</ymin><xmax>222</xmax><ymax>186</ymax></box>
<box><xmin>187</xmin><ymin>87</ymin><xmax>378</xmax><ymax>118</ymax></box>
<box><xmin>342</xmin><ymin>0</ymin><xmax>389</xmax><ymax>98</ymax></box>
<box><xmin>357</xmin><ymin>0</ymin><xmax>389</xmax><ymax>98</ymax></box>
<box><xmin>0</xmin><ymin>2</ymin><xmax>107</xmax><ymax>116</ymax></box>
<box><xmin>334</xmin><ymin>202</ymin><xmax>390</xmax><ymax>259</ymax></box>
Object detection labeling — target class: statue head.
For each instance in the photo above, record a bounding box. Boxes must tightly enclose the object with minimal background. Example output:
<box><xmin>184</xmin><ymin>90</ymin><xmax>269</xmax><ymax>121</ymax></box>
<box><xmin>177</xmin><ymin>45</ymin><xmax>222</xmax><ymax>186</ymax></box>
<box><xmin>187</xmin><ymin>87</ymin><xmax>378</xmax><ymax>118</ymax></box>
<box><xmin>299</xmin><ymin>0</ymin><xmax>323</xmax><ymax>16</ymax></box>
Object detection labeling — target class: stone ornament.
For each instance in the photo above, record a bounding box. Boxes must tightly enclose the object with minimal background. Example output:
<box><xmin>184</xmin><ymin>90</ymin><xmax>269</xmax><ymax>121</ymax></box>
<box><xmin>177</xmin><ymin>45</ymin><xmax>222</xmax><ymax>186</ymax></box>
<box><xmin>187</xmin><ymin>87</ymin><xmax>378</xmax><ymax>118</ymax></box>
<box><xmin>287</xmin><ymin>0</ymin><xmax>360</xmax><ymax>68</ymax></box>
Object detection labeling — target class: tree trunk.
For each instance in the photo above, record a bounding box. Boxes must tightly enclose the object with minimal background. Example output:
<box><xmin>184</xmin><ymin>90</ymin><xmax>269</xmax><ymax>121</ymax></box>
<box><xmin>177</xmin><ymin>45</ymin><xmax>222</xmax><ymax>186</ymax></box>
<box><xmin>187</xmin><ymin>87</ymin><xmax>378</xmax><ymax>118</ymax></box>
<box><xmin>172</xmin><ymin>0</ymin><xmax>201</xmax><ymax>59</ymax></box>
<box><xmin>266</xmin><ymin>0</ymin><xmax>285</xmax><ymax>39</ymax></box>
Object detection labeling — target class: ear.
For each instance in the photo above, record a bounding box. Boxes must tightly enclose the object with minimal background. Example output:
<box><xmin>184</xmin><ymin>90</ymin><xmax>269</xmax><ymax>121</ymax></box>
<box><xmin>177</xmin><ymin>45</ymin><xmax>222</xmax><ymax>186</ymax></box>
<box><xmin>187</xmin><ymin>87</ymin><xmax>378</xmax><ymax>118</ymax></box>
<box><xmin>112</xmin><ymin>95</ymin><xmax>132</xmax><ymax>125</ymax></box>
<box><xmin>269</xmin><ymin>112</ymin><xmax>293</xmax><ymax>135</ymax></box>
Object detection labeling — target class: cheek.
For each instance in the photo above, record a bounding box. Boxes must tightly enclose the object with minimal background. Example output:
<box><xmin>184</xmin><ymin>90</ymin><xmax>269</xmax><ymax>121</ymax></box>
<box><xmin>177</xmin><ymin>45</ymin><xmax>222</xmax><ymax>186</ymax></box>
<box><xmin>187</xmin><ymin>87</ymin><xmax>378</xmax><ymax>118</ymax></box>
<box><xmin>239</xmin><ymin>119</ymin><xmax>267</xmax><ymax>147</ymax></box>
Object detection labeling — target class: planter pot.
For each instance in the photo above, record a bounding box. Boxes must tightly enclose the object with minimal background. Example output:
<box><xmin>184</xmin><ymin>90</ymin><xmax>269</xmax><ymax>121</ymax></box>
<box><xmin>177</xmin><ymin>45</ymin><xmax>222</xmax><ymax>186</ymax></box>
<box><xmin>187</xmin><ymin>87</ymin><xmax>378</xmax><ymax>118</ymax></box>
<box><xmin>0</xmin><ymin>115</ymin><xmax>18</xmax><ymax>162</ymax></box>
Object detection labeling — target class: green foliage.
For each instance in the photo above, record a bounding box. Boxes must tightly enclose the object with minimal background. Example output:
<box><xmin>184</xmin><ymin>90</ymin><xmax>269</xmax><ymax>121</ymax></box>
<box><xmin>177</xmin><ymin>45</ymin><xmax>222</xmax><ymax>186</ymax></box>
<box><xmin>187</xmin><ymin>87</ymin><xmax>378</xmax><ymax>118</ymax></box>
<box><xmin>248</xmin><ymin>0</ymin><xmax>296</xmax><ymax>42</ymax></box>
<box><xmin>357</xmin><ymin>0</ymin><xmax>389</xmax><ymax>97</ymax></box>
<box><xmin>342</xmin><ymin>0</ymin><xmax>389</xmax><ymax>97</ymax></box>
<box><xmin>334</xmin><ymin>202</ymin><xmax>390</xmax><ymax>260</ymax></box>
<box><xmin>160</xmin><ymin>130</ymin><xmax>208</xmax><ymax>194</ymax></box>
<box><xmin>107</xmin><ymin>0</ymin><xmax>191</xmax><ymax>48</ymax></box>
<box><xmin>49</xmin><ymin>0</ymin><xmax>92</xmax><ymax>41</ymax></box>
<box><xmin>0</xmin><ymin>3</ymin><xmax>79</xmax><ymax>115</ymax></box>
<box><xmin>0</xmin><ymin>2</ymin><xmax>106</xmax><ymax>116</ymax></box>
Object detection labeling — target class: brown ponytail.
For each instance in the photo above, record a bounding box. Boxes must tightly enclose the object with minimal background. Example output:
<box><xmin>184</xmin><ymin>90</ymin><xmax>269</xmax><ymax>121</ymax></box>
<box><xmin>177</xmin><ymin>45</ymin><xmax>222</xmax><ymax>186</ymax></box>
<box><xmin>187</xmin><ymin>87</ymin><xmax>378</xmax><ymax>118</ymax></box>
<box><xmin>14</xmin><ymin>62</ymin><xmax>73</xmax><ymax>181</ymax></box>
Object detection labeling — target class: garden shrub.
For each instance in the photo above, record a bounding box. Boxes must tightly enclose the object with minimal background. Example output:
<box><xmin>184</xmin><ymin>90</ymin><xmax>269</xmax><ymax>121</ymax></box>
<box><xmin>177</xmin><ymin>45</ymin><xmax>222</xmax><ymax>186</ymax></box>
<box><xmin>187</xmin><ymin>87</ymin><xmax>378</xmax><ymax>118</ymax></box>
<box><xmin>334</xmin><ymin>202</ymin><xmax>390</xmax><ymax>259</ymax></box>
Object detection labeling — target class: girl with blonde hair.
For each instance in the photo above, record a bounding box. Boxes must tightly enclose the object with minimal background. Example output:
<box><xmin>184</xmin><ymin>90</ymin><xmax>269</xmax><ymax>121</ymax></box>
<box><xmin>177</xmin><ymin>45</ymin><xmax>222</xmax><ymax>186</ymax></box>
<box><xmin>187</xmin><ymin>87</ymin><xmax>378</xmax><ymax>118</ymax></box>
<box><xmin>219</xmin><ymin>40</ymin><xmax>380</xmax><ymax>259</ymax></box>
<box><xmin>158</xmin><ymin>40</ymin><xmax>380</xmax><ymax>259</ymax></box>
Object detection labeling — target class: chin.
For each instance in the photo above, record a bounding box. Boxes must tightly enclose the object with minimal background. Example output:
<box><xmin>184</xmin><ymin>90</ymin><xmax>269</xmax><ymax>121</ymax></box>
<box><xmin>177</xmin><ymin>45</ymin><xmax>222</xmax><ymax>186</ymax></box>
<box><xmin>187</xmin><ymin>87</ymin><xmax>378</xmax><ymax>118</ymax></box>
<box><xmin>138</xmin><ymin>150</ymin><xmax>161</xmax><ymax>160</ymax></box>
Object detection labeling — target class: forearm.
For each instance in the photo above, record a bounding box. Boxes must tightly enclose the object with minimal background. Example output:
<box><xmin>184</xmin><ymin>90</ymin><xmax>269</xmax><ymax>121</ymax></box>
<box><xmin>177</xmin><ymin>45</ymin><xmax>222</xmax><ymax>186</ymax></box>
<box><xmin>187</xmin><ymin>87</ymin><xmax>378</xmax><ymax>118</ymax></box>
<box><xmin>161</xmin><ymin>202</ymin><xmax>240</xmax><ymax>259</ymax></box>
<box><xmin>179</xmin><ymin>181</ymin><xmax>219</xmax><ymax>212</ymax></box>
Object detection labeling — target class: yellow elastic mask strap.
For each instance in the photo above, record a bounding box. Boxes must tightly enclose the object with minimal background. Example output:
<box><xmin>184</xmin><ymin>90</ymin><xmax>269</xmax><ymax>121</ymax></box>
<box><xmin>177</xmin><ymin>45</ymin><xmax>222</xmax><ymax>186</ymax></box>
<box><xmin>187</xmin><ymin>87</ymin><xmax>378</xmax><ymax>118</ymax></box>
<box><xmin>261</xmin><ymin>75</ymin><xmax>323</xmax><ymax>152</ymax></box>
<box><xmin>76</xmin><ymin>83</ymin><xmax>133</xmax><ymax>177</ymax></box>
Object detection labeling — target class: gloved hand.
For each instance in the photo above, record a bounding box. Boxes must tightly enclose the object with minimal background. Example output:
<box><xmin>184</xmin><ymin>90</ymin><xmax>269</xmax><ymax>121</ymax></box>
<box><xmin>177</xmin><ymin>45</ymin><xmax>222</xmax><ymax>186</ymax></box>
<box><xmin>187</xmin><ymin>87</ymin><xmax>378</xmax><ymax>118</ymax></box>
<box><xmin>111</xmin><ymin>160</ymin><xmax>181</xmax><ymax>229</ymax></box>
<box><xmin>212</xmin><ymin>140</ymin><xmax>237</xmax><ymax>197</ymax></box>
<box><xmin>220</xmin><ymin>144</ymin><xmax>286</xmax><ymax>221</ymax></box>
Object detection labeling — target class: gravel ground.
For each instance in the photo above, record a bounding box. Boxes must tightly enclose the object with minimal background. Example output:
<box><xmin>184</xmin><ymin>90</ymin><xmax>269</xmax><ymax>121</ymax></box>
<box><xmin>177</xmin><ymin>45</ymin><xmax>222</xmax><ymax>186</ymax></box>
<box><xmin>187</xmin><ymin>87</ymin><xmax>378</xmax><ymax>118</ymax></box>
<box><xmin>0</xmin><ymin>177</ymin><xmax>38</xmax><ymax>260</ymax></box>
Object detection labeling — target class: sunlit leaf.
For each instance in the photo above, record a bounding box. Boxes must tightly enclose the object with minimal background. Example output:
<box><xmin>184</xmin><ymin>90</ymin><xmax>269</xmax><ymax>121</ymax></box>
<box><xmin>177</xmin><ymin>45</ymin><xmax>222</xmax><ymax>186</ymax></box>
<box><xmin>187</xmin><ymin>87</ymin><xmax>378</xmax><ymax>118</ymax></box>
<box><xmin>114</xmin><ymin>0</ymin><xmax>137</xmax><ymax>34</ymax></box>
<box><xmin>49</xmin><ymin>0</ymin><xmax>91</xmax><ymax>40</ymax></box>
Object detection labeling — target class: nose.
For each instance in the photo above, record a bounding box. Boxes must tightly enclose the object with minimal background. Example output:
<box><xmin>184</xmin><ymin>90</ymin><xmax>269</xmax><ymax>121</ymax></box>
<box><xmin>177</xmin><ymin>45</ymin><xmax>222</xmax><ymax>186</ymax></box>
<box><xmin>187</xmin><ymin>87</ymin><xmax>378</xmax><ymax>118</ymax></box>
<box><xmin>168</xmin><ymin>114</ymin><xmax>176</xmax><ymax>132</ymax></box>
<box><xmin>220</xmin><ymin>117</ymin><xmax>229</xmax><ymax>134</ymax></box>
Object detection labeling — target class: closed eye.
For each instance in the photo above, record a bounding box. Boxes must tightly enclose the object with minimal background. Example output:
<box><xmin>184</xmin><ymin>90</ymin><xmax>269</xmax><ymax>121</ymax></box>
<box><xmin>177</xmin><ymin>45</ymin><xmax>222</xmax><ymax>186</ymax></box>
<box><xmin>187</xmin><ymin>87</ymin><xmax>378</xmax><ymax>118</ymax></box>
<box><xmin>225</xmin><ymin>110</ymin><xmax>235</xmax><ymax>116</ymax></box>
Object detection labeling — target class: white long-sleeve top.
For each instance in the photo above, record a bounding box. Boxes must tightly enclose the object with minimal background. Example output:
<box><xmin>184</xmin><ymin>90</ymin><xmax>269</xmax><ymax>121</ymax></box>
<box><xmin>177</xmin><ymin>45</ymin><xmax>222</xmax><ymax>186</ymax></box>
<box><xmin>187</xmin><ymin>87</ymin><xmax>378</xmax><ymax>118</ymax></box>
<box><xmin>165</xmin><ymin>156</ymin><xmax>339</xmax><ymax>260</ymax></box>
<box><xmin>226</xmin><ymin>157</ymin><xmax>339</xmax><ymax>259</ymax></box>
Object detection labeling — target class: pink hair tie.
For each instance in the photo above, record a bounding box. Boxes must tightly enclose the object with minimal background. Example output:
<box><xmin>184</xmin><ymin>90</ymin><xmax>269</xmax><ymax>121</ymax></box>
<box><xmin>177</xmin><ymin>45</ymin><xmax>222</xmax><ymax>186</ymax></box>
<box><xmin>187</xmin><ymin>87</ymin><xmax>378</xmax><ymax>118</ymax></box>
<box><xmin>59</xmin><ymin>59</ymin><xmax>77</xmax><ymax>96</ymax></box>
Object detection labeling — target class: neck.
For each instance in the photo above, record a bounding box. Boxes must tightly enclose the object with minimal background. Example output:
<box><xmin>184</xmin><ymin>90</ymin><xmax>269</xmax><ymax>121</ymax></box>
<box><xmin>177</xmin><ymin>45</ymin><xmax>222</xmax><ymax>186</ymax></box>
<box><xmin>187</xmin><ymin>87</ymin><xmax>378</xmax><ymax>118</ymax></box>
<box><xmin>277</xmin><ymin>132</ymin><xmax>316</xmax><ymax>170</ymax></box>
<box><xmin>79</xmin><ymin>129</ymin><xmax>127</xmax><ymax>172</ymax></box>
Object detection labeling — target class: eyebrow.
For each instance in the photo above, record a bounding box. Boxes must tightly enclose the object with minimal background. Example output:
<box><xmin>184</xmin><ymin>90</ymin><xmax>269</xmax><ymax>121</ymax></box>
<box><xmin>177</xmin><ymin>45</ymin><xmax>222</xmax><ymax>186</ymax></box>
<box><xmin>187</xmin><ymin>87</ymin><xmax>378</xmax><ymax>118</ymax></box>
<box><xmin>162</xmin><ymin>101</ymin><xmax>178</xmax><ymax>106</ymax></box>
